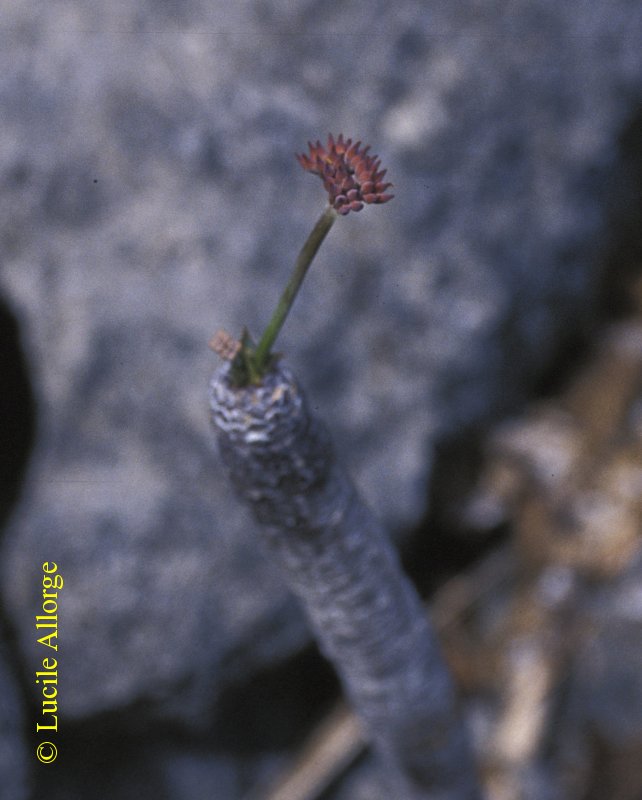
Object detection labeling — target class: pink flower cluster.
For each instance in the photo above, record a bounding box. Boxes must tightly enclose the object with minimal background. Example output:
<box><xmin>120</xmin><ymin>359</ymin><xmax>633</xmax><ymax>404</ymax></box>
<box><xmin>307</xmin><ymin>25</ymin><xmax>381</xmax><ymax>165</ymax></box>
<box><xmin>296</xmin><ymin>134</ymin><xmax>394</xmax><ymax>215</ymax></box>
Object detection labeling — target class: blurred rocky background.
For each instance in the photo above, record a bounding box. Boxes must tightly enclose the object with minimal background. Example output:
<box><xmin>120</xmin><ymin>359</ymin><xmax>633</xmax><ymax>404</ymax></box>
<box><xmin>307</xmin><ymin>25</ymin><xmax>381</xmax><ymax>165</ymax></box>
<box><xmin>1</xmin><ymin>1</ymin><xmax>642</xmax><ymax>798</ymax></box>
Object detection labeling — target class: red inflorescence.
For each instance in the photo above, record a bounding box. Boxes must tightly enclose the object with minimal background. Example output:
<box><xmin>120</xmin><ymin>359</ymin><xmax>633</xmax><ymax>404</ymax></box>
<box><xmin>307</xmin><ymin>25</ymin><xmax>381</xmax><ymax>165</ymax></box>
<box><xmin>296</xmin><ymin>134</ymin><xmax>394</xmax><ymax>215</ymax></box>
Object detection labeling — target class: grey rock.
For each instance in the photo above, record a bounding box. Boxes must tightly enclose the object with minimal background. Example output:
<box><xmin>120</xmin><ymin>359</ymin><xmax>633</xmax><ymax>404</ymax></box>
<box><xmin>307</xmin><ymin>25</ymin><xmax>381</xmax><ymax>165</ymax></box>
<box><xmin>55</xmin><ymin>736</ymin><xmax>250</xmax><ymax>800</ymax></box>
<box><xmin>569</xmin><ymin>552</ymin><xmax>642</xmax><ymax>745</ymax></box>
<box><xmin>327</xmin><ymin>753</ymin><xmax>391</xmax><ymax>800</ymax></box>
<box><xmin>0</xmin><ymin>639</ymin><xmax>30</xmax><ymax>800</ymax></box>
<box><xmin>553</xmin><ymin>552</ymin><xmax>642</xmax><ymax>798</ymax></box>
<box><xmin>1</xmin><ymin>0</ymin><xmax>642</xmax><ymax>734</ymax></box>
<box><xmin>158</xmin><ymin>747</ymin><xmax>244</xmax><ymax>800</ymax></box>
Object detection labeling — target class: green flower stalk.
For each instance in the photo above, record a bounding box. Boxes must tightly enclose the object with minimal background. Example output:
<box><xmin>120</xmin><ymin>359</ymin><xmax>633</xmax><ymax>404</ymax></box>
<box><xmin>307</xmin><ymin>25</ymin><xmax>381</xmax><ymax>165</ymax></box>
<box><xmin>210</xmin><ymin>136</ymin><xmax>482</xmax><ymax>798</ymax></box>
<box><xmin>252</xmin><ymin>204</ymin><xmax>337</xmax><ymax>375</ymax></box>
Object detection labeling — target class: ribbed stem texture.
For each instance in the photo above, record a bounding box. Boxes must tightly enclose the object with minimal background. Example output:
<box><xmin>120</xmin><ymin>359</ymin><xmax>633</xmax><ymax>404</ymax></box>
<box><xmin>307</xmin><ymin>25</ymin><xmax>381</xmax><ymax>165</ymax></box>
<box><xmin>210</xmin><ymin>360</ymin><xmax>482</xmax><ymax>800</ymax></box>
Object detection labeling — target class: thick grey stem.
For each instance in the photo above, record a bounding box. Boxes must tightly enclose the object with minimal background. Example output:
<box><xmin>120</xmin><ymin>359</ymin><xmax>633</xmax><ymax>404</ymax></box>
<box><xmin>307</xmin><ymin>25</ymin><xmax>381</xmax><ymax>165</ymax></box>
<box><xmin>210</xmin><ymin>360</ymin><xmax>482</xmax><ymax>800</ymax></box>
